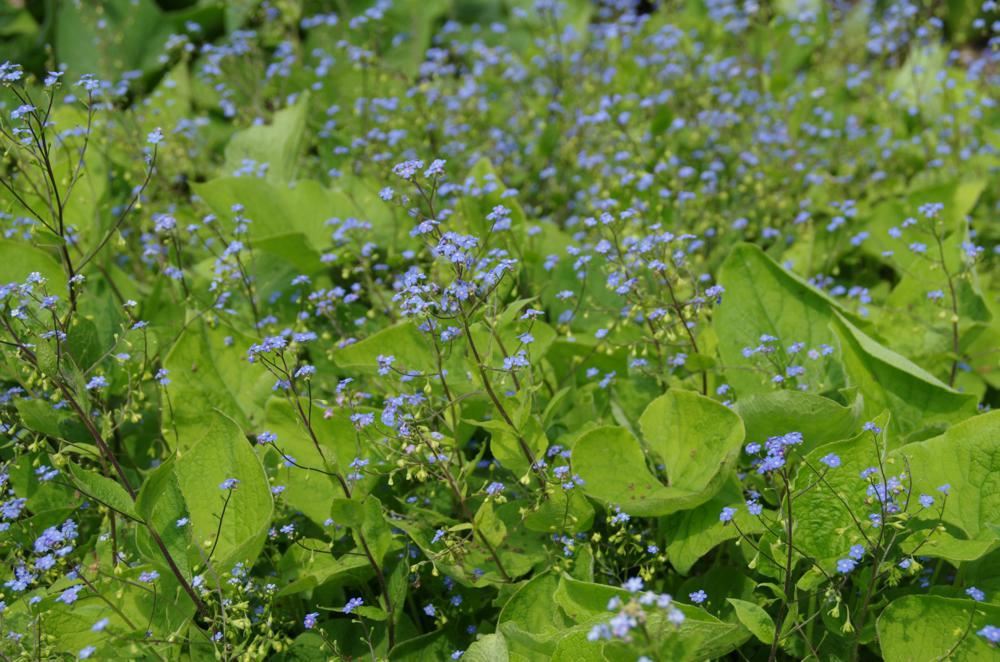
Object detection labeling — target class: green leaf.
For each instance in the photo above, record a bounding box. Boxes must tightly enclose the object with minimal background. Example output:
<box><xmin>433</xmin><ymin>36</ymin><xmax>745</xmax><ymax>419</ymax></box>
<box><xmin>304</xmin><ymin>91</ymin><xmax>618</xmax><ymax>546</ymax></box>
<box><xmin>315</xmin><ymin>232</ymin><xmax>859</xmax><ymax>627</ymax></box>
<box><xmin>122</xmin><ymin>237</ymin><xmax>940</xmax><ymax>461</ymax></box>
<box><xmin>276</xmin><ymin>543</ymin><xmax>372</xmax><ymax>597</ymax></box>
<box><xmin>331</xmin><ymin>495</ymin><xmax>393</xmax><ymax>566</ymax></box>
<box><xmin>55</xmin><ymin>0</ymin><xmax>174</xmax><ymax>80</ymax></box>
<box><xmin>389</xmin><ymin>631</ymin><xmax>456</xmax><ymax>661</ymax></box>
<box><xmin>833</xmin><ymin>314</ymin><xmax>978</xmax><ymax>436</ymax></box>
<box><xmin>573</xmin><ymin>390</ymin><xmax>743</xmax><ymax>517</ymax></box>
<box><xmin>862</xmin><ymin>178</ymin><xmax>986</xmax><ymax>272</ymax></box>
<box><xmin>553</xmin><ymin>575</ymin><xmax>749</xmax><ymax>660</ymax></box>
<box><xmin>715</xmin><ymin>243</ymin><xmax>853</xmax><ymax>394</ymax></box>
<box><xmin>474</xmin><ymin>499</ymin><xmax>507</xmax><ymax>548</ymax></box>
<box><xmin>891</xmin><ymin>411</ymin><xmax>1000</xmax><ymax>549</ymax></box>
<box><xmin>66</xmin><ymin>462</ymin><xmax>137</xmax><ymax>520</ymax></box>
<box><xmin>551</xmin><ymin>630</ymin><xmax>607</xmax><ymax>662</ymax></box>
<box><xmin>877</xmin><ymin>595</ymin><xmax>1000</xmax><ymax>662</ymax></box>
<box><xmin>333</xmin><ymin>321</ymin><xmax>439</xmax><ymax>375</ymax></box>
<box><xmin>498</xmin><ymin>572</ymin><xmax>568</xmax><ymax>635</ymax></box>
<box><xmin>727</xmin><ymin>599</ymin><xmax>775</xmax><ymax>644</ymax></box>
<box><xmin>15</xmin><ymin>399</ymin><xmax>89</xmax><ymax>446</ymax></box>
<box><xmin>135</xmin><ymin>457</ymin><xmax>192</xmax><ymax>578</ymax></box>
<box><xmin>224</xmin><ymin>92</ymin><xmax>310</xmax><ymax>183</ymax></box>
<box><xmin>665</xmin><ymin>479</ymin><xmax>765</xmax><ymax>575</ymax></box>
<box><xmin>356</xmin><ymin>495</ymin><xmax>393</xmax><ymax>566</ymax></box>
<box><xmin>0</xmin><ymin>239</ymin><xmax>67</xmax><ymax>294</ymax></box>
<box><xmin>638</xmin><ymin>389</ymin><xmax>745</xmax><ymax>496</ymax></box>
<box><xmin>262</xmin><ymin>398</ymin><xmax>359</xmax><ymax>488</ymax></box>
<box><xmin>477</xmin><ymin>414</ymin><xmax>548</xmax><ymax>478</ymax></box>
<box><xmin>162</xmin><ymin>320</ymin><xmax>271</xmax><ymax>445</ymax></box>
<box><xmin>736</xmin><ymin>390</ymin><xmax>861</xmax><ymax>454</ymax></box>
<box><xmin>462</xmin><ymin>634</ymin><xmax>509</xmax><ymax>662</ymax></box>
<box><xmin>142</xmin><ymin>412</ymin><xmax>273</xmax><ymax>574</ymax></box>
<box><xmin>574</xmin><ymin>425</ymin><xmax>721</xmax><ymax>516</ymax></box>
<box><xmin>791</xmin><ymin>415</ymin><xmax>891</xmax><ymax>567</ymax></box>
<box><xmin>193</xmin><ymin>176</ymin><xmax>373</xmax><ymax>259</ymax></box>
<box><xmin>523</xmin><ymin>487</ymin><xmax>594</xmax><ymax>534</ymax></box>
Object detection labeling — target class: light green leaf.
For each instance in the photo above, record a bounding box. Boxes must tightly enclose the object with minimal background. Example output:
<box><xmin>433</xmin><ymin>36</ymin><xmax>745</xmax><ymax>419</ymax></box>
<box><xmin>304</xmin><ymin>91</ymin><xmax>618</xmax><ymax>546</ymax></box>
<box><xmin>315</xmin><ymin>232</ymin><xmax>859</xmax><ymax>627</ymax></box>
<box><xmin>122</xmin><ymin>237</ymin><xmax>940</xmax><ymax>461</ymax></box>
<box><xmin>862</xmin><ymin>179</ymin><xmax>986</xmax><ymax>272</ymax></box>
<box><xmin>573</xmin><ymin>390</ymin><xmax>743</xmax><ymax>517</ymax></box>
<box><xmin>727</xmin><ymin>599</ymin><xmax>775</xmax><ymax>644</ymax></box>
<box><xmin>638</xmin><ymin>389</ymin><xmax>745</xmax><ymax>495</ymax></box>
<box><xmin>891</xmin><ymin>411</ymin><xmax>1000</xmax><ymax>544</ymax></box>
<box><xmin>162</xmin><ymin>412</ymin><xmax>273</xmax><ymax>573</ymax></box>
<box><xmin>833</xmin><ymin>314</ymin><xmax>978</xmax><ymax>436</ymax></box>
<box><xmin>554</xmin><ymin>575</ymin><xmax>748</xmax><ymax>660</ymax></box>
<box><xmin>0</xmin><ymin>239</ymin><xmax>67</xmax><ymax>294</ymax></box>
<box><xmin>193</xmin><ymin>175</ymin><xmax>383</xmax><ymax>260</ymax></box>
<box><xmin>665</xmin><ymin>479</ymin><xmax>765</xmax><ymax>575</ymax></box>
<box><xmin>736</xmin><ymin>390</ymin><xmax>861</xmax><ymax>453</ymax></box>
<box><xmin>462</xmin><ymin>634</ymin><xmax>509</xmax><ymax>662</ymax></box>
<box><xmin>574</xmin><ymin>425</ymin><xmax>723</xmax><ymax>517</ymax></box>
<box><xmin>55</xmin><ymin>0</ymin><xmax>173</xmax><ymax>80</ymax></box>
<box><xmin>523</xmin><ymin>487</ymin><xmax>594</xmax><ymax>534</ymax></box>
<box><xmin>474</xmin><ymin>499</ymin><xmax>507</xmax><ymax>548</ymax></box>
<box><xmin>498</xmin><ymin>572</ymin><xmax>568</xmax><ymax>634</ymax></box>
<box><xmin>877</xmin><ymin>595</ymin><xmax>1000</xmax><ymax>662</ymax></box>
<box><xmin>715</xmin><ymin>243</ymin><xmax>853</xmax><ymax>394</ymax></box>
<box><xmin>224</xmin><ymin>93</ymin><xmax>310</xmax><ymax>183</ymax></box>
<box><xmin>333</xmin><ymin>321</ymin><xmax>439</xmax><ymax>374</ymax></box>
<box><xmin>792</xmin><ymin>415</ymin><xmax>891</xmax><ymax>567</ymax></box>
<box><xmin>551</xmin><ymin>629</ymin><xmax>607</xmax><ymax>662</ymax></box>
<box><xmin>162</xmin><ymin>320</ymin><xmax>271</xmax><ymax>445</ymax></box>
<box><xmin>477</xmin><ymin>415</ymin><xmax>548</xmax><ymax>478</ymax></box>
<box><xmin>135</xmin><ymin>457</ymin><xmax>192</xmax><ymax>578</ymax></box>
<box><xmin>261</xmin><ymin>398</ymin><xmax>358</xmax><ymax>525</ymax></box>
<box><xmin>66</xmin><ymin>462</ymin><xmax>137</xmax><ymax>520</ymax></box>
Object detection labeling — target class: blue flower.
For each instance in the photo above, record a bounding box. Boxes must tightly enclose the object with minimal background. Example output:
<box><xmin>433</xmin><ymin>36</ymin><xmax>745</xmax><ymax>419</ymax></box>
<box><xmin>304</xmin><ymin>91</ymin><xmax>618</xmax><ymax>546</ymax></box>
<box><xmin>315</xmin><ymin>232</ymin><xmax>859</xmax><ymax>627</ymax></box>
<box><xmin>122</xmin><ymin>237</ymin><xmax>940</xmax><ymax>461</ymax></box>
<box><xmin>343</xmin><ymin>597</ymin><xmax>363</xmax><ymax>614</ymax></box>
<box><xmin>966</xmin><ymin>587</ymin><xmax>986</xmax><ymax>602</ymax></box>
<box><xmin>719</xmin><ymin>507</ymin><xmax>737</xmax><ymax>523</ymax></box>
<box><xmin>689</xmin><ymin>590</ymin><xmax>708</xmax><ymax>604</ymax></box>
<box><xmin>58</xmin><ymin>585</ymin><xmax>84</xmax><ymax>604</ymax></box>
<box><xmin>836</xmin><ymin>558</ymin><xmax>857</xmax><ymax>574</ymax></box>
<box><xmin>219</xmin><ymin>478</ymin><xmax>239</xmax><ymax>490</ymax></box>
<box><xmin>303</xmin><ymin>612</ymin><xmax>318</xmax><ymax>629</ymax></box>
<box><xmin>85</xmin><ymin>376</ymin><xmax>108</xmax><ymax>391</ymax></box>
<box><xmin>820</xmin><ymin>453</ymin><xmax>841</xmax><ymax>468</ymax></box>
<box><xmin>147</xmin><ymin>128</ymin><xmax>164</xmax><ymax>145</ymax></box>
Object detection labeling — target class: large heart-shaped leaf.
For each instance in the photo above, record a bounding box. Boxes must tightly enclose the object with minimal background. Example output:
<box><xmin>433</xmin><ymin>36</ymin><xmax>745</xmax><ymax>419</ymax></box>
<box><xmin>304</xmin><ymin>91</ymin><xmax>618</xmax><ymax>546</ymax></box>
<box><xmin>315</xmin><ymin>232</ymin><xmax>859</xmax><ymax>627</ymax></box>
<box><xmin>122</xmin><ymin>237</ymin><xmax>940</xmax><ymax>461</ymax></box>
<box><xmin>574</xmin><ymin>391</ymin><xmax>743</xmax><ymax>517</ymax></box>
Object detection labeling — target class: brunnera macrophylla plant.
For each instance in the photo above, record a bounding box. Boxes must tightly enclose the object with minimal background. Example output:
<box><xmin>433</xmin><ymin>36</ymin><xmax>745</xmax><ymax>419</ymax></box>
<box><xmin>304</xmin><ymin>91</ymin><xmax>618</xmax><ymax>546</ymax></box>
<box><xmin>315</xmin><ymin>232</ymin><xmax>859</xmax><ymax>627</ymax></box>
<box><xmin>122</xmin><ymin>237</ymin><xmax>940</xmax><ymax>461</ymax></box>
<box><xmin>0</xmin><ymin>0</ymin><xmax>998</xmax><ymax>660</ymax></box>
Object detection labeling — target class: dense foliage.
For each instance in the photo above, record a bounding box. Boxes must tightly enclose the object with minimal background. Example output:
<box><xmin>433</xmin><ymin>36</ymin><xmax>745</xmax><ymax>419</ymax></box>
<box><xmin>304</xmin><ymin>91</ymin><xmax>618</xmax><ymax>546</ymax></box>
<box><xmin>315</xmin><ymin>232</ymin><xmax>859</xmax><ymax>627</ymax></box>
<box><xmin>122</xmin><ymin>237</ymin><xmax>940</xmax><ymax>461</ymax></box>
<box><xmin>0</xmin><ymin>0</ymin><xmax>999</xmax><ymax>659</ymax></box>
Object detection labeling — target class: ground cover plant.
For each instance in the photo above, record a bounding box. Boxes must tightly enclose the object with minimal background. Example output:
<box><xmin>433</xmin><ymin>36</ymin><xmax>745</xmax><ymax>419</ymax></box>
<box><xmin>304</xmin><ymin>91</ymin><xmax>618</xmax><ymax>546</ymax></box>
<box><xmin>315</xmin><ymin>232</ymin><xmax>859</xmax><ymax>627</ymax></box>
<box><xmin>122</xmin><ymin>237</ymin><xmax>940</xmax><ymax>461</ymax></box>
<box><xmin>0</xmin><ymin>0</ymin><xmax>998</xmax><ymax>659</ymax></box>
